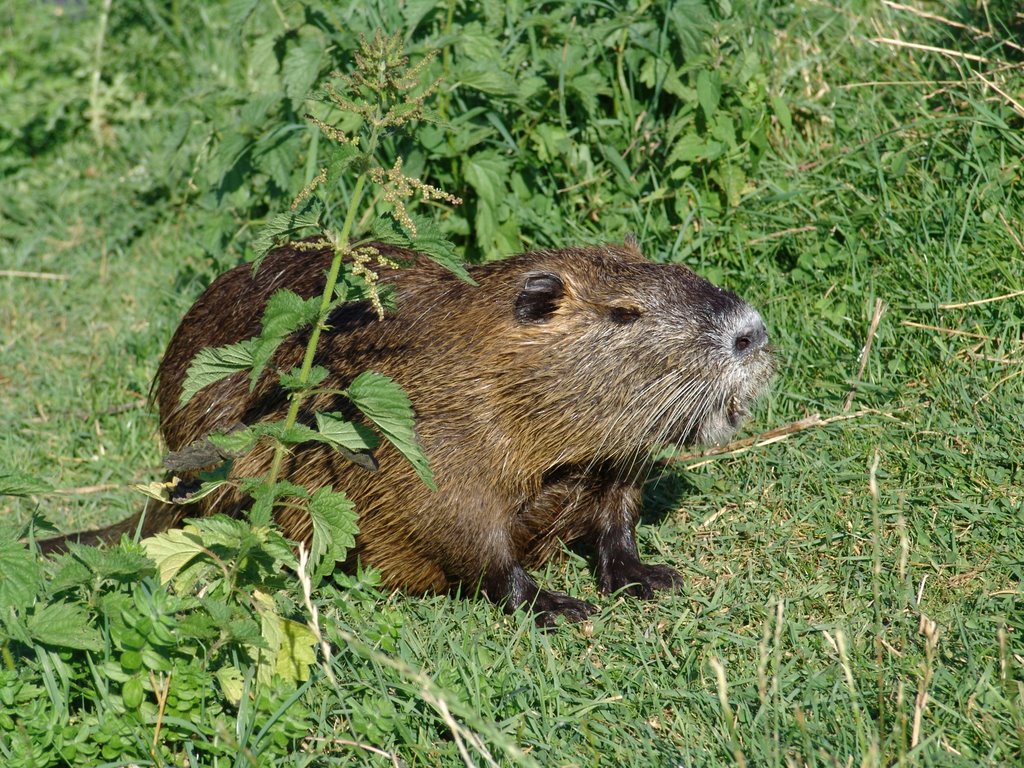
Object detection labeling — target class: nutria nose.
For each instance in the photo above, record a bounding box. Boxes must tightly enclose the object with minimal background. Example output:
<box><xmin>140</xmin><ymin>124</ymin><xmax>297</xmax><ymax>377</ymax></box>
<box><xmin>732</xmin><ymin>318</ymin><xmax>769</xmax><ymax>357</ymax></box>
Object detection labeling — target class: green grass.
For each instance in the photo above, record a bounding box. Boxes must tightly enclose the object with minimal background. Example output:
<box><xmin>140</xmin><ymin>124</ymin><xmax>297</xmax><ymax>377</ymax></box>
<box><xmin>2</xmin><ymin>0</ymin><xmax>1023</xmax><ymax>765</ymax></box>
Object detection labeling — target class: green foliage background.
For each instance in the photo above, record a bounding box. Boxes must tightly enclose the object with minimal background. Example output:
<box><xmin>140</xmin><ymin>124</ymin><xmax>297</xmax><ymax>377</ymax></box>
<box><xmin>1</xmin><ymin>0</ymin><xmax>1023</xmax><ymax>765</ymax></box>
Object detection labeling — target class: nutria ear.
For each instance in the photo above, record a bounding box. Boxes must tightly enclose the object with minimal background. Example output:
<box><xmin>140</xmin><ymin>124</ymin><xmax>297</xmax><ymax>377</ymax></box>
<box><xmin>514</xmin><ymin>272</ymin><xmax>564</xmax><ymax>323</ymax></box>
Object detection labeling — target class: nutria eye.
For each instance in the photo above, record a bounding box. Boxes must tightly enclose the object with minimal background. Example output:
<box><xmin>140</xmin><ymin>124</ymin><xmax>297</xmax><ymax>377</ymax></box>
<box><xmin>609</xmin><ymin>306</ymin><xmax>642</xmax><ymax>324</ymax></box>
<box><xmin>514</xmin><ymin>272</ymin><xmax>564</xmax><ymax>323</ymax></box>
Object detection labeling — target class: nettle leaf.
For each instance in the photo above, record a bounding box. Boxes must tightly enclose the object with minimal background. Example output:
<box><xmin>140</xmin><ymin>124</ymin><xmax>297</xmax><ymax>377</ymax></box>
<box><xmin>209</xmin><ymin>420</ymin><xmax>320</xmax><ymax>459</ymax></box>
<box><xmin>371</xmin><ymin>215</ymin><xmax>473</xmax><ymax>284</ymax></box>
<box><xmin>63</xmin><ymin>543</ymin><xmax>154</xmax><ymax>578</ymax></box>
<box><xmin>227</xmin><ymin>0</ymin><xmax>261</xmax><ymax>31</ymax></box>
<box><xmin>252</xmin><ymin>590</ymin><xmax>317</xmax><ymax>684</ymax></box>
<box><xmin>282</xmin><ymin>31</ymin><xmax>326</xmax><ymax>110</ymax></box>
<box><xmin>28</xmin><ymin>601</ymin><xmax>102</xmax><ymax>651</ymax></box>
<box><xmin>279</xmin><ymin>364</ymin><xmax>328</xmax><ymax>393</ymax></box>
<box><xmin>347</xmin><ymin>371</ymin><xmax>435</xmax><ymax>490</ymax></box>
<box><xmin>465</xmin><ymin>150</ymin><xmax>510</xmax><ymax>209</ymax></box>
<box><xmin>244</xmin><ymin>479</ymin><xmax>310</xmax><ymax>528</ymax></box>
<box><xmin>274</xmin><ymin>617</ymin><xmax>317</xmax><ymax>682</ymax></box>
<box><xmin>315</xmin><ymin>412</ymin><xmax>379</xmax><ymax>452</ymax></box>
<box><xmin>190</xmin><ymin>515</ymin><xmax>259</xmax><ymax>548</ymax></box>
<box><xmin>696</xmin><ymin>69</ymin><xmax>722</xmax><ymax>123</ymax></box>
<box><xmin>180</xmin><ymin>339</ymin><xmax>257</xmax><ymax>405</ymax></box>
<box><xmin>249</xmin><ymin>289</ymin><xmax>322</xmax><ymax>389</ymax></box>
<box><xmin>324</xmin><ymin>142</ymin><xmax>361</xmax><ymax>180</ymax></box>
<box><xmin>307</xmin><ymin>487</ymin><xmax>358</xmax><ymax>580</ymax></box>
<box><xmin>456</xmin><ymin>65</ymin><xmax>519</xmax><ymax>96</ymax></box>
<box><xmin>0</xmin><ymin>541</ymin><xmax>43</xmax><ymax>609</ymax></box>
<box><xmin>250</xmin><ymin>199</ymin><xmax>326</xmax><ymax>268</ymax></box>
<box><xmin>209</xmin><ymin>428</ymin><xmax>260</xmax><ymax>456</ymax></box>
<box><xmin>465</xmin><ymin>151</ymin><xmax>512</xmax><ymax>259</ymax></box>
<box><xmin>0</xmin><ymin>470</ymin><xmax>51</xmax><ymax>497</ymax></box>
<box><xmin>253</xmin><ymin>127</ymin><xmax>302</xmax><ymax>192</ymax></box>
<box><xmin>143</xmin><ymin>527</ymin><xmax>207</xmax><ymax>584</ymax></box>
<box><xmin>216</xmin><ymin>665</ymin><xmax>245</xmax><ymax>706</ymax></box>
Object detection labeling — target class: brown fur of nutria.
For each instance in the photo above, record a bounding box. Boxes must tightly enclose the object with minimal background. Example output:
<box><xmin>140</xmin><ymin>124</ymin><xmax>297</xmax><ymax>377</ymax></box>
<box><xmin>40</xmin><ymin>240</ymin><xmax>775</xmax><ymax>625</ymax></box>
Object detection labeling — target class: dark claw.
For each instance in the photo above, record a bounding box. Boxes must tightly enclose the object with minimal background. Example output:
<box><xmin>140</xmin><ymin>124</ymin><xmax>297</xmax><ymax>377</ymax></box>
<box><xmin>531</xmin><ymin>589</ymin><xmax>597</xmax><ymax>627</ymax></box>
<box><xmin>599</xmin><ymin>562</ymin><xmax>684</xmax><ymax>599</ymax></box>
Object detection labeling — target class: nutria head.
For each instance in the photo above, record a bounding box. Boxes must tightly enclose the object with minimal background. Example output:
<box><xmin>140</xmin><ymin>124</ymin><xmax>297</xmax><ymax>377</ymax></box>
<box><xmin>479</xmin><ymin>245</ymin><xmax>775</xmax><ymax>472</ymax></box>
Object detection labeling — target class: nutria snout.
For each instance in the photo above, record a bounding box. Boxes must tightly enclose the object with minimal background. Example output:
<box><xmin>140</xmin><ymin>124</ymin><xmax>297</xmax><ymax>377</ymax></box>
<box><xmin>41</xmin><ymin>239</ymin><xmax>774</xmax><ymax>625</ymax></box>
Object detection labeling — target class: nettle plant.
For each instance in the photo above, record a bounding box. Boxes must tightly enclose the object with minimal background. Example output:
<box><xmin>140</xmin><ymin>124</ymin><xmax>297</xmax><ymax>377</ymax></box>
<box><xmin>146</xmin><ymin>31</ymin><xmax>467</xmax><ymax>609</ymax></box>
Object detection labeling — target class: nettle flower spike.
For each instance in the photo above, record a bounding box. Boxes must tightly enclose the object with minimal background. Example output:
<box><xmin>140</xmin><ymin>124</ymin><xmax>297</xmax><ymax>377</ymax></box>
<box><xmin>369</xmin><ymin>157</ymin><xmax>462</xmax><ymax>237</ymax></box>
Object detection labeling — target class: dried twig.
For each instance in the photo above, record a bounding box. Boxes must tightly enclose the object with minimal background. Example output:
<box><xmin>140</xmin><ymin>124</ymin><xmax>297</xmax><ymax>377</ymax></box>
<box><xmin>746</xmin><ymin>226</ymin><xmax>816</xmax><ymax>245</ymax></box>
<box><xmin>881</xmin><ymin>1</ymin><xmax>1024</xmax><ymax>54</ymax></box>
<box><xmin>296</xmin><ymin>546</ymin><xmax>338</xmax><ymax>687</ymax></box>
<box><xmin>975</xmin><ymin>72</ymin><xmax>1024</xmax><ymax>119</ymax></box>
<box><xmin>53</xmin><ymin>483</ymin><xmax>121</xmax><ymax>495</ymax></box>
<box><xmin>1000</xmin><ymin>213</ymin><xmax>1024</xmax><ymax>254</ymax></box>
<box><xmin>665</xmin><ymin>408</ymin><xmax>902</xmax><ymax>468</ymax></box>
<box><xmin>0</xmin><ymin>270</ymin><xmax>69</xmax><ymax>280</ymax></box>
<box><xmin>844</xmin><ymin>298</ymin><xmax>887</xmax><ymax>412</ymax></box>
<box><xmin>872</xmin><ymin>37</ymin><xmax>990</xmax><ymax>64</ymax></box>
<box><xmin>938</xmin><ymin>290</ymin><xmax>1024</xmax><ymax>310</ymax></box>
<box><xmin>900</xmin><ymin>321</ymin><xmax>991</xmax><ymax>340</ymax></box>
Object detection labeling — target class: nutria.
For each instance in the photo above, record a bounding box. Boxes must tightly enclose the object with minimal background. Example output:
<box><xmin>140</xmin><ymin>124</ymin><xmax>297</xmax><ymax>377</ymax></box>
<box><xmin>41</xmin><ymin>239</ymin><xmax>774</xmax><ymax>624</ymax></box>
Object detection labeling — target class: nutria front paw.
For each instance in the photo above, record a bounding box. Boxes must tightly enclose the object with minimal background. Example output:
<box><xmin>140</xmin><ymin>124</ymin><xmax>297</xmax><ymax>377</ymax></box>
<box><xmin>531</xmin><ymin>589</ymin><xmax>597</xmax><ymax>626</ymax></box>
<box><xmin>599</xmin><ymin>562</ymin><xmax>684</xmax><ymax>599</ymax></box>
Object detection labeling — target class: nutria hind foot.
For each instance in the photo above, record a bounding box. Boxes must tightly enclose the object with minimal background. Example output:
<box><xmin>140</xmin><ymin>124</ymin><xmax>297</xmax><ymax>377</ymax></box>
<box><xmin>530</xmin><ymin>589</ymin><xmax>597</xmax><ymax>627</ymax></box>
<box><xmin>598</xmin><ymin>561</ymin><xmax>684</xmax><ymax>599</ymax></box>
<box><xmin>593</xmin><ymin>524</ymin><xmax>685</xmax><ymax>598</ymax></box>
<box><xmin>483</xmin><ymin>562</ymin><xmax>596</xmax><ymax>627</ymax></box>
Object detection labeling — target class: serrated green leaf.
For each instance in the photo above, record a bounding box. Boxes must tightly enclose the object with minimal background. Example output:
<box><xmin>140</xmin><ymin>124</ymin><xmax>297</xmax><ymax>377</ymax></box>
<box><xmin>456</xmin><ymin>65</ymin><xmax>519</xmax><ymax>96</ymax></box>
<box><xmin>696</xmin><ymin>69</ymin><xmax>721</xmax><ymax>122</ymax></box>
<box><xmin>0</xmin><ymin>470</ymin><xmax>51</xmax><ymax>497</ymax></box>
<box><xmin>282</xmin><ymin>32</ymin><xmax>325</xmax><ymax>110</ymax></box>
<box><xmin>207</xmin><ymin>130</ymin><xmax>250</xmax><ymax>186</ymax></box>
<box><xmin>208</xmin><ymin>428</ymin><xmax>260</xmax><ymax>455</ymax></box>
<box><xmin>465</xmin><ymin>150</ymin><xmax>510</xmax><ymax>209</ymax></box>
<box><xmin>307</xmin><ymin>487</ymin><xmax>358</xmax><ymax>579</ymax></box>
<box><xmin>275</xmin><ymin>617</ymin><xmax>317</xmax><ymax>682</ymax></box>
<box><xmin>189</xmin><ymin>515</ymin><xmax>257</xmax><ymax>547</ymax></box>
<box><xmin>62</xmin><ymin>542</ymin><xmax>153</xmax><ymax>578</ymax></box>
<box><xmin>244</xmin><ymin>479</ymin><xmax>310</xmax><ymax>528</ymax></box>
<box><xmin>371</xmin><ymin>215</ymin><xmax>473</xmax><ymax>284</ymax></box>
<box><xmin>180</xmin><ymin>338</ymin><xmax>256</xmax><ymax>405</ymax></box>
<box><xmin>227</xmin><ymin>0</ymin><xmax>261</xmax><ymax>30</ymax></box>
<box><xmin>248</xmin><ymin>289</ymin><xmax>321</xmax><ymax>388</ymax></box>
<box><xmin>347</xmin><ymin>371</ymin><xmax>435</xmax><ymax>490</ymax></box>
<box><xmin>47</xmin><ymin>557</ymin><xmax>93</xmax><ymax>594</ymax></box>
<box><xmin>252</xmin><ymin>589</ymin><xmax>317</xmax><ymax>684</ymax></box>
<box><xmin>315</xmin><ymin>412</ymin><xmax>379</xmax><ymax>452</ymax></box>
<box><xmin>143</xmin><ymin>528</ymin><xmax>207</xmax><ymax>584</ymax></box>
<box><xmin>250</xmin><ymin>200</ymin><xmax>326</xmax><ymax>267</ymax></box>
<box><xmin>711</xmin><ymin>162</ymin><xmax>747</xmax><ymax>208</ymax></box>
<box><xmin>27</xmin><ymin>601</ymin><xmax>102</xmax><ymax>650</ymax></box>
<box><xmin>280</xmin><ymin>364</ymin><xmax>328</xmax><ymax>392</ymax></box>
<box><xmin>0</xmin><ymin>541</ymin><xmax>42</xmax><ymax>609</ymax></box>
<box><xmin>253</xmin><ymin>127</ymin><xmax>301</xmax><ymax>192</ymax></box>
<box><xmin>216</xmin><ymin>665</ymin><xmax>245</xmax><ymax>706</ymax></box>
<box><xmin>323</xmin><ymin>141</ymin><xmax>361</xmax><ymax>179</ymax></box>
<box><xmin>772</xmin><ymin>94</ymin><xmax>793</xmax><ymax>133</ymax></box>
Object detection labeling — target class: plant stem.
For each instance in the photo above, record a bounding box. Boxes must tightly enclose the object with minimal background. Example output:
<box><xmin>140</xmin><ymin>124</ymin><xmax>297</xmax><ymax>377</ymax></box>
<box><xmin>266</xmin><ymin>127</ymin><xmax>380</xmax><ymax>486</ymax></box>
<box><xmin>89</xmin><ymin>0</ymin><xmax>113</xmax><ymax>149</ymax></box>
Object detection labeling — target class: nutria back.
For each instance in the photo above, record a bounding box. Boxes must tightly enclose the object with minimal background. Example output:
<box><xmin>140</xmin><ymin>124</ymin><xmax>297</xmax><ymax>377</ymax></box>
<box><xmin>47</xmin><ymin>240</ymin><xmax>775</xmax><ymax>624</ymax></box>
